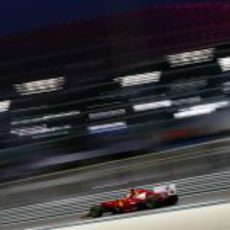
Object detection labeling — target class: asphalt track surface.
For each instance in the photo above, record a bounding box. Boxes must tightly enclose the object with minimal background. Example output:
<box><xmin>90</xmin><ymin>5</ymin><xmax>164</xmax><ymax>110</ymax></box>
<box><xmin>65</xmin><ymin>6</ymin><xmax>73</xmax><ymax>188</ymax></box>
<box><xmin>57</xmin><ymin>201</ymin><xmax>230</xmax><ymax>230</ymax></box>
<box><xmin>4</xmin><ymin>187</ymin><xmax>230</xmax><ymax>230</ymax></box>
<box><xmin>1</xmin><ymin>137</ymin><xmax>230</xmax><ymax>209</ymax></box>
<box><xmin>2</xmin><ymin>137</ymin><xmax>230</xmax><ymax>229</ymax></box>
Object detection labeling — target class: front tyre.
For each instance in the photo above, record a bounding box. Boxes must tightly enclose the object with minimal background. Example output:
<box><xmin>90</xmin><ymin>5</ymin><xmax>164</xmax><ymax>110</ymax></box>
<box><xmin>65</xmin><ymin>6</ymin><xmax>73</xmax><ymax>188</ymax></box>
<box><xmin>89</xmin><ymin>206</ymin><xmax>104</xmax><ymax>218</ymax></box>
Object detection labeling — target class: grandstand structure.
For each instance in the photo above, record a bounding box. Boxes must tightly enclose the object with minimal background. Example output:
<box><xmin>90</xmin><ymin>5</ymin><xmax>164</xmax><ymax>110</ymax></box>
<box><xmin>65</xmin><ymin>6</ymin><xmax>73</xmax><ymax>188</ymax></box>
<box><xmin>1</xmin><ymin>3</ymin><xmax>230</xmax><ymax>181</ymax></box>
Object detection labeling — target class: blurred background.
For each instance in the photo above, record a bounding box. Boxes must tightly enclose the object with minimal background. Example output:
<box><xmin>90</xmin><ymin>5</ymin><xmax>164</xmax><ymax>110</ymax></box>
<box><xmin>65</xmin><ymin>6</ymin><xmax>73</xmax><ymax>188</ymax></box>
<box><xmin>1</xmin><ymin>1</ymin><xmax>230</xmax><ymax>229</ymax></box>
<box><xmin>0</xmin><ymin>0</ymin><xmax>229</xmax><ymax>181</ymax></box>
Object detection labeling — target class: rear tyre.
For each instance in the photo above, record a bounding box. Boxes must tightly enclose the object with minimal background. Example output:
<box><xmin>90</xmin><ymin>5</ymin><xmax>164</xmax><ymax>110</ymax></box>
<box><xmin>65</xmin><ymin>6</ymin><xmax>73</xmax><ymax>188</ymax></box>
<box><xmin>89</xmin><ymin>206</ymin><xmax>103</xmax><ymax>218</ymax></box>
<box><xmin>167</xmin><ymin>195</ymin><xmax>178</xmax><ymax>205</ymax></box>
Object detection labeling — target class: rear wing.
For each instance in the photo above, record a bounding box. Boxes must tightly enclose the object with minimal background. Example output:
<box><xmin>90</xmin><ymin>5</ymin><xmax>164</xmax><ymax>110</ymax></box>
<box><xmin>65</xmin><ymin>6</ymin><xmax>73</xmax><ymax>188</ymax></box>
<box><xmin>153</xmin><ymin>184</ymin><xmax>177</xmax><ymax>196</ymax></box>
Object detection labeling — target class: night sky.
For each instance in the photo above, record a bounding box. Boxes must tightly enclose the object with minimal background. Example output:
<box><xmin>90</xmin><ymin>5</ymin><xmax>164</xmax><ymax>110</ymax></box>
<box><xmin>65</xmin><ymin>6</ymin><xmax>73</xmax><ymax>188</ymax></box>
<box><xmin>0</xmin><ymin>0</ymin><xmax>227</xmax><ymax>36</ymax></box>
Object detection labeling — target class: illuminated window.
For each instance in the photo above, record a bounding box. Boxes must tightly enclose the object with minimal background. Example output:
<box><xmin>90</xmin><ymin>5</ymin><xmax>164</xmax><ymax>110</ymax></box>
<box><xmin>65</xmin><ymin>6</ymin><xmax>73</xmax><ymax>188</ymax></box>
<box><xmin>0</xmin><ymin>100</ymin><xmax>11</xmax><ymax>112</ymax></box>
<box><xmin>174</xmin><ymin>101</ymin><xmax>229</xmax><ymax>119</ymax></box>
<box><xmin>11</xmin><ymin>124</ymin><xmax>71</xmax><ymax>136</ymax></box>
<box><xmin>133</xmin><ymin>100</ymin><xmax>172</xmax><ymax>112</ymax></box>
<box><xmin>14</xmin><ymin>77</ymin><xmax>65</xmax><ymax>96</ymax></box>
<box><xmin>115</xmin><ymin>71</ymin><xmax>161</xmax><ymax>87</ymax></box>
<box><xmin>88</xmin><ymin>122</ymin><xmax>127</xmax><ymax>134</ymax></box>
<box><xmin>167</xmin><ymin>48</ymin><xmax>215</xmax><ymax>67</ymax></box>
<box><xmin>218</xmin><ymin>57</ymin><xmax>230</xmax><ymax>72</ymax></box>
<box><xmin>11</xmin><ymin>110</ymin><xmax>80</xmax><ymax>125</ymax></box>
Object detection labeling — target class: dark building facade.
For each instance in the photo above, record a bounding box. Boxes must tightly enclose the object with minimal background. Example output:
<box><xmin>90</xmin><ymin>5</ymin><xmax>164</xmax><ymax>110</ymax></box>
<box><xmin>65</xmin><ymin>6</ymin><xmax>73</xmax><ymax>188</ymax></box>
<box><xmin>1</xmin><ymin>3</ymin><xmax>230</xmax><ymax>181</ymax></box>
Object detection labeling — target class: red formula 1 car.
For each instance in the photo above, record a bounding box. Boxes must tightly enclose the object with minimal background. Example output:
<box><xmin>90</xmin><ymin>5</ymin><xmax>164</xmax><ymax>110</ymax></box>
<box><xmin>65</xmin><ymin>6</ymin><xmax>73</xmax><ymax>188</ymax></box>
<box><xmin>88</xmin><ymin>184</ymin><xmax>178</xmax><ymax>218</ymax></box>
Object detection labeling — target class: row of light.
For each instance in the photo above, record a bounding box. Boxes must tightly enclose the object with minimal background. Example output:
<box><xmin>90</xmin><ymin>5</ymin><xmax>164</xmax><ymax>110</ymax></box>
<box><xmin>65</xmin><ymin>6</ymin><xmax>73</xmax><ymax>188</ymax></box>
<box><xmin>133</xmin><ymin>96</ymin><xmax>202</xmax><ymax>112</ymax></box>
<box><xmin>88</xmin><ymin>100</ymin><xmax>230</xmax><ymax>134</ymax></box>
<box><xmin>11</xmin><ymin>96</ymin><xmax>202</xmax><ymax>126</ymax></box>
<box><xmin>11</xmin><ymin>110</ymin><xmax>80</xmax><ymax>126</ymax></box>
<box><xmin>7</xmin><ymin>71</ymin><xmax>228</xmax><ymax>120</ymax></box>
<box><xmin>5</xmin><ymin>50</ymin><xmax>230</xmax><ymax>100</ymax></box>
<box><xmin>10</xmin><ymin>99</ymin><xmax>230</xmax><ymax>137</ymax></box>
<box><xmin>115</xmin><ymin>48</ymin><xmax>216</xmax><ymax>87</ymax></box>
<box><xmin>174</xmin><ymin>101</ymin><xmax>229</xmax><ymax>119</ymax></box>
<box><xmin>11</xmin><ymin>124</ymin><xmax>71</xmax><ymax>137</ymax></box>
<box><xmin>5</xmin><ymin>49</ymin><xmax>230</xmax><ymax>138</ymax></box>
<box><xmin>12</xmin><ymin>109</ymin><xmax>126</xmax><ymax>127</ymax></box>
<box><xmin>2</xmin><ymin>48</ymin><xmax>227</xmax><ymax>100</ymax></box>
<box><xmin>114</xmin><ymin>49</ymin><xmax>229</xmax><ymax>89</ymax></box>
